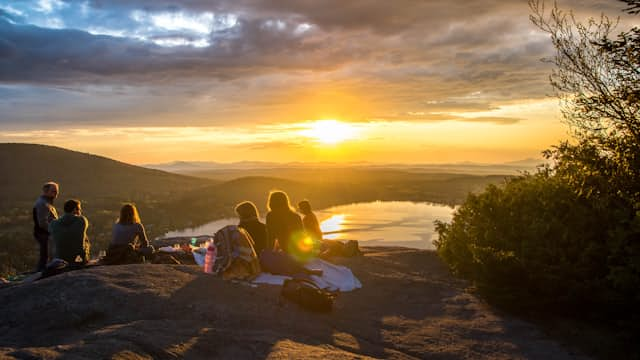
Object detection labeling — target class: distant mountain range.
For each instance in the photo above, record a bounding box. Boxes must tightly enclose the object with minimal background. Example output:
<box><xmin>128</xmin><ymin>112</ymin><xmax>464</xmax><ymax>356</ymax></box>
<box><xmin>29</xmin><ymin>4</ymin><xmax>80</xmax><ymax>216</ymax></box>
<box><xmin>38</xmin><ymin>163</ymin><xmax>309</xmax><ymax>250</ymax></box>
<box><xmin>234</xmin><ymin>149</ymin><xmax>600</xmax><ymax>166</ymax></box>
<box><xmin>143</xmin><ymin>158</ymin><xmax>548</xmax><ymax>175</ymax></box>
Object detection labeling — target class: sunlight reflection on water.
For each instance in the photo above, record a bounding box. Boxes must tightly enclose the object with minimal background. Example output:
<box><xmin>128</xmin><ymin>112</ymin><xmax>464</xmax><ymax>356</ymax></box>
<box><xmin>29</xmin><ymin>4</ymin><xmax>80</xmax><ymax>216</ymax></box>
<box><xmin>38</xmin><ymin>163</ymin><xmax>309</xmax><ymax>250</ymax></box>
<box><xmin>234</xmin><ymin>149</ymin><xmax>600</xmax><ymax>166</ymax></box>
<box><xmin>316</xmin><ymin>201</ymin><xmax>455</xmax><ymax>249</ymax></box>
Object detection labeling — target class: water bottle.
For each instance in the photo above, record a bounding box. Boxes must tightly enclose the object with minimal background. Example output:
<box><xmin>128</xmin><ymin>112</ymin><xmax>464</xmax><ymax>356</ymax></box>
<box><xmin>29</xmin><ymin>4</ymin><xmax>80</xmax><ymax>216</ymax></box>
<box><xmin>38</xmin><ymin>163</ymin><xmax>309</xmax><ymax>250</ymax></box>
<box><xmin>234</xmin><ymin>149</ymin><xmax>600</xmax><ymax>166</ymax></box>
<box><xmin>204</xmin><ymin>242</ymin><xmax>216</xmax><ymax>274</ymax></box>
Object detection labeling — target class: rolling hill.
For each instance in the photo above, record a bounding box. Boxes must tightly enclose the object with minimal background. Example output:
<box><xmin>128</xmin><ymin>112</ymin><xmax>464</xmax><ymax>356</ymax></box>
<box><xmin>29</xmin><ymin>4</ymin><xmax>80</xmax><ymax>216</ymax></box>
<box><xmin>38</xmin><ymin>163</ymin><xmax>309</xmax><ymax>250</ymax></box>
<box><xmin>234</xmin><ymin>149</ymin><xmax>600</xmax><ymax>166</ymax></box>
<box><xmin>0</xmin><ymin>143</ymin><xmax>212</xmax><ymax>208</ymax></box>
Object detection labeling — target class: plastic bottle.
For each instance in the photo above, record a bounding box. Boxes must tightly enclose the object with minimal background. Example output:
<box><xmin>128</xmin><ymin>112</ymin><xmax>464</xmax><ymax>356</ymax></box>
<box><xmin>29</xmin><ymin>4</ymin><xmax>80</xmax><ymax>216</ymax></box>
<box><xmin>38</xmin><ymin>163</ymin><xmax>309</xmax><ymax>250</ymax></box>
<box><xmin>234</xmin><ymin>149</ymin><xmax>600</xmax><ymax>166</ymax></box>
<box><xmin>204</xmin><ymin>242</ymin><xmax>216</xmax><ymax>274</ymax></box>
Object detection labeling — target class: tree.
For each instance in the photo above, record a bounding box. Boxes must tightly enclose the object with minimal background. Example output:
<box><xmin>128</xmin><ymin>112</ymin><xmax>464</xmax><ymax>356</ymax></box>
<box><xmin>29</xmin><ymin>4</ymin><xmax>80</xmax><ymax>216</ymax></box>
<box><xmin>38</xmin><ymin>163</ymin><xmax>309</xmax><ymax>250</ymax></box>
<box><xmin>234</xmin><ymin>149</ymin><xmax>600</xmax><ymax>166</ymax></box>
<box><xmin>529</xmin><ymin>0</ymin><xmax>640</xmax><ymax>143</ymax></box>
<box><xmin>529</xmin><ymin>0</ymin><xmax>640</xmax><ymax>209</ymax></box>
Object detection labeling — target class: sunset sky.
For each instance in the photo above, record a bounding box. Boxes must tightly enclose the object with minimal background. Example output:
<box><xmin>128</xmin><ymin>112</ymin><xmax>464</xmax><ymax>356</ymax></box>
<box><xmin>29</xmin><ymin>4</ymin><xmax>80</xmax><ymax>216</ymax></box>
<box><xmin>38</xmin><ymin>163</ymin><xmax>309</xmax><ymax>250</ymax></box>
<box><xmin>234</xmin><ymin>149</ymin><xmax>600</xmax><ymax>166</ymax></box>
<box><xmin>0</xmin><ymin>0</ymin><xmax>629</xmax><ymax>165</ymax></box>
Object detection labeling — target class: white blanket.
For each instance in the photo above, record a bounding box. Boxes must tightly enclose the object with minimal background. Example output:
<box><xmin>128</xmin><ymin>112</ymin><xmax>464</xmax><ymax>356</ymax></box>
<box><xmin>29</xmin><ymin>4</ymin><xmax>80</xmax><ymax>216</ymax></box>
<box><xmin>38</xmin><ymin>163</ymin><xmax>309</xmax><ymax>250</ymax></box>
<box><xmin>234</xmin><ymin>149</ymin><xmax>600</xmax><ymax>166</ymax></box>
<box><xmin>252</xmin><ymin>258</ymin><xmax>362</xmax><ymax>292</ymax></box>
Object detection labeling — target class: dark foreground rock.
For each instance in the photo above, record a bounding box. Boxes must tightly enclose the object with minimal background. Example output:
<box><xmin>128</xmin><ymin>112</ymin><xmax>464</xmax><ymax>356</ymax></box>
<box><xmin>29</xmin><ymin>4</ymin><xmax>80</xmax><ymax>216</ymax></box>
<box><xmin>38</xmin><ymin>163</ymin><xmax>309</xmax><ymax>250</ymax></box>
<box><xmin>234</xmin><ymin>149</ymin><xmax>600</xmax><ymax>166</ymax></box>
<box><xmin>0</xmin><ymin>248</ymin><xmax>586</xmax><ymax>359</ymax></box>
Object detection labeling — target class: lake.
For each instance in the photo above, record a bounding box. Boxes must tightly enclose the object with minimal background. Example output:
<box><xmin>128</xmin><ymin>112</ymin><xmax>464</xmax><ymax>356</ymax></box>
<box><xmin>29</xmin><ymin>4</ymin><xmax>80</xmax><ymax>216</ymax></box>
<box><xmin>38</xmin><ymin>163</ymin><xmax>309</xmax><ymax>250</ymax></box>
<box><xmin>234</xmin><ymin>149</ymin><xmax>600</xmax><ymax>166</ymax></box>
<box><xmin>163</xmin><ymin>201</ymin><xmax>456</xmax><ymax>250</ymax></box>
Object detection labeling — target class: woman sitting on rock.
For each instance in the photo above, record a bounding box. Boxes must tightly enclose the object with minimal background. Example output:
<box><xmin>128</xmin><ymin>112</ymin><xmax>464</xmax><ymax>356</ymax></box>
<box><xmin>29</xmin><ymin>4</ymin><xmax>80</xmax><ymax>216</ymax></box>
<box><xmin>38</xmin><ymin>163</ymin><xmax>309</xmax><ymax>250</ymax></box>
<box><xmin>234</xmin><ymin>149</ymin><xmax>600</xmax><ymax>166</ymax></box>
<box><xmin>265</xmin><ymin>191</ymin><xmax>304</xmax><ymax>254</ymax></box>
<box><xmin>104</xmin><ymin>203</ymin><xmax>153</xmax><ymax>264</ymax></box>
<box><xmin>262</xmin><ymin>191</ymin><xmax>322</xmax><ymax>277</ymax></box>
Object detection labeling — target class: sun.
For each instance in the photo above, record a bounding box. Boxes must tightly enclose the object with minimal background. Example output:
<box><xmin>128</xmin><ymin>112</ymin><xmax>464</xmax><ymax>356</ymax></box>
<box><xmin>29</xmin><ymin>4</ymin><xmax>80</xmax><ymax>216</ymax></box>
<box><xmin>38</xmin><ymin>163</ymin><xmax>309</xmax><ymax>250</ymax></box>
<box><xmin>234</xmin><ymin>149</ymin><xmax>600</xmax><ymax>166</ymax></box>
<box><xmin>299</xmin><ymin>120</ymin><xmax>358</xmax><ymax>144</ymax></box>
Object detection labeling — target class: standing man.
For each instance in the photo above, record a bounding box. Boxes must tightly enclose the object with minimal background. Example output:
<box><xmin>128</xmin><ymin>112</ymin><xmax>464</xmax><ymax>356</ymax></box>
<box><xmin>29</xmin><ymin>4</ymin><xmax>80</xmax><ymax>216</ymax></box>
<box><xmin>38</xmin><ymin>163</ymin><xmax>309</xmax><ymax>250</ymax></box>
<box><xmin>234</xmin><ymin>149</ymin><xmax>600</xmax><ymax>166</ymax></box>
<box><xmin>33</xmin><ymin>181</ymin><xmax>59</xmax><ymax>271</ymax></box>
<box><xmin>49</xmin><ymin>199</ymin><xmax>90</xmax><ymax>265</ymax></box>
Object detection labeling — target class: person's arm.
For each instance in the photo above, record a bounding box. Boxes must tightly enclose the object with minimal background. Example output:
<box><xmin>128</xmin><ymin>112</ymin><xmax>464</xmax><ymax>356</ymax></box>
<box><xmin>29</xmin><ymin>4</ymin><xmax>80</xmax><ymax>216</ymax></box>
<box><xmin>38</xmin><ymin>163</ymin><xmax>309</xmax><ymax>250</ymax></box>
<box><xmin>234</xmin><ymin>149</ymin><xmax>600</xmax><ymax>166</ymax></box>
<box><xmin>36</xmin><ymin>201</ymin><xmax>51</xmax><ymax>231</ymax></box>
<box><xmin>137</xmin><ymin>223</ymin><xmax>149</xmax><ymax>247</ymax></box>
<box><xmin>294</xmin><ymin>213</ymin><xmax>304</xmax><ymax>231</ymax></box>
<box><xmin>81</xmin><ymin>217</ymin><xmax>90</xmax><ymax>262</ymax></box>
<box><xmin>266</xmin><ymin>213</ymin><xmax>275</xmax><ymax>250</ymax></box>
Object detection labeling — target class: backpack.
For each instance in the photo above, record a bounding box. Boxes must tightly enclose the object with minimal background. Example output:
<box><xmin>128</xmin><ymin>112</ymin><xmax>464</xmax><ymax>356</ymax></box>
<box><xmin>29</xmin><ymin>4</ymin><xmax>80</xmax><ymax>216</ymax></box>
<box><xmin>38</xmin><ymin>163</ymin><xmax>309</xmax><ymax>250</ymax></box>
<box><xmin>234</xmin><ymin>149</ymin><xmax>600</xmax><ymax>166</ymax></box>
<box><xmin>281</xmin><ymin>278</ymin><xmax>337</xmax><ymax>313</ymax></box>
<box><xmin>344</xmin><ymin>240</ymin><xmax>362</xmax><ymax>257</ymax></box>
<box><xmin>212</xmin><ymin>225</ymin><xmax>261</xmax><ymax>280</ymax></box>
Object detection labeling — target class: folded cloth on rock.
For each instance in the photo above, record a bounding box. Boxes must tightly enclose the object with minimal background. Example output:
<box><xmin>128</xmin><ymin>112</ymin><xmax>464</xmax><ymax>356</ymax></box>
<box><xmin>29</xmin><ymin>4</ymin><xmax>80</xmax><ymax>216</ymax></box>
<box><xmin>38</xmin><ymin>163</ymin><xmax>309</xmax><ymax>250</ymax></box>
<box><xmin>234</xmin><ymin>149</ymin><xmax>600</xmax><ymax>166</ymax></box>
<box><xmin>306</xmin><ymin>258</ymin><xmax>362</xmax><ymax>292</ymax></box>
<box><xmin>253</xmin><ymin>258</ymin><xmax>362</xmax><ymax>292</ymax></box>
<box><xmin>253</xmin><ymin>273</ymin><xmax>291</xmax><ymax>285</ymax></box>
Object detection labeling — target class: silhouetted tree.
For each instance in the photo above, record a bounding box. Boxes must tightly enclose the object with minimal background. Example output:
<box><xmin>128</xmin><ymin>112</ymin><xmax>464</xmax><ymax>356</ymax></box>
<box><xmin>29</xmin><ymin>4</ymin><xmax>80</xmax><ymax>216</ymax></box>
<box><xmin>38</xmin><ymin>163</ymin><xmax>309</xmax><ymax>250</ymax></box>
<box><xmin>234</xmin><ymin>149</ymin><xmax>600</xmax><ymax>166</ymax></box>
<box><xmin>529</xmin><ymin>0</ymin><xmax>640</xmax><ymax>143</ymax></box>
<box><xmin>529</xmin><ymin>0</ymin><xmax>640</xmax><ymax>207</ymax></box>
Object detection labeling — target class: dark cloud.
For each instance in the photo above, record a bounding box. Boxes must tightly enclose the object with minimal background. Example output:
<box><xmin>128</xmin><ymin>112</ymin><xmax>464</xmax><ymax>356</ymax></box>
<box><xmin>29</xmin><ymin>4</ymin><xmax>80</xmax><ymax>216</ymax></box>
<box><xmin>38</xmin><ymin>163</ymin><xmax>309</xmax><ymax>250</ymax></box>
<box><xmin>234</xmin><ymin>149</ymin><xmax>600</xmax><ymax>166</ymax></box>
<box><xmin>0</xmin><ymin>0</ymin><xmax>630</xmax><ymax>128</ymax></box>
<box><xmin>0</xmin><ymin>15</ymin><xmax>361</xmax><ymax>84</ymax></box>
<box><xmin>1</xmin><ymin>0</ymin><xmax>623</xmax><ymax>84</ymax></box>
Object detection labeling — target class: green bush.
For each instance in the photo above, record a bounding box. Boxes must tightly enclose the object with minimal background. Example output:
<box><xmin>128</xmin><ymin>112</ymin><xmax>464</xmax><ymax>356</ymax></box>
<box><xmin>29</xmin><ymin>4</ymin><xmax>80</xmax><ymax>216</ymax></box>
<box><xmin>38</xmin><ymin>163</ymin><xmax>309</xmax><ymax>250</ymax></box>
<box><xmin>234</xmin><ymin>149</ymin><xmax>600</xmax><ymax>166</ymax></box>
<box><xmin>435</xmin><ymin>169</ymin><xmax>639</xmax><ymax>316</ymax></box>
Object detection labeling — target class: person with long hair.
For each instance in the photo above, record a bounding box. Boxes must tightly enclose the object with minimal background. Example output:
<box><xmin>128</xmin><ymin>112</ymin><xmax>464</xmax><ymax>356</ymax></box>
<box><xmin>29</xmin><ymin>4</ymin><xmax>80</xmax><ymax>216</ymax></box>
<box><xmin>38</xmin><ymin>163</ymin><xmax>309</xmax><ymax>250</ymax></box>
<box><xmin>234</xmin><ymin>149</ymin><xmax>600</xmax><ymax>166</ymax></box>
<box><xmin>298</xmin><ymin>200</ymin><xmax>323</xmax><ymax>243</ymax></box>
<box><xmin>235</xmin><ymin>201</ymin><xmax>268</xmax><ymax>256</ymax></box>
<box><xmin>111</xmin><ymin>203</ymin><xmax>149</xmax><ymax>248</ymax></box>
<box><xmin>262</xmin><ymin>191</ymin><xmax>322</xmax><ymax>277</ymax></box>
<box><xmin>265</xmin><ymin>190</ymin><xmax>304</xmax><ymax>254</ymax></box>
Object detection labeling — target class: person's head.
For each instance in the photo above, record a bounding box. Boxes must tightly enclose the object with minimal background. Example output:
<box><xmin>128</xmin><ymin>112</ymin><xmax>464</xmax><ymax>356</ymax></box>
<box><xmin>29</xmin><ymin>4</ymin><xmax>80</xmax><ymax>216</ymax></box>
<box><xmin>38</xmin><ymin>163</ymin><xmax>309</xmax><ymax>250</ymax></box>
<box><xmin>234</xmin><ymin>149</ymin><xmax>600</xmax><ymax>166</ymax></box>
<box><xmin>235</xmin><ymin>201</ymin><xmax>260</xmax><ymax>221</ymax></box>
<box><xmin>42</xmin><ymin>181</ymin><xmax>59</xmax><ymax>199</ymax></box>
<box><xmin>64</xmin><ymin>199</ymin><xmax>81</xmax><ymax>215</ymax></box>
<box><xmin>267</xmin><ymin>190</ymin><xmax>292</xmax><ymax>212</ymax></box>
<box><xmin>298</xmin><ymin>200</ymin><xmax>312</xmax><ymax>215</ymax></box>
<box><xmin>118</xmin><ymin>203</ymin><xmax>141</xmax><ymax>224</ymax></box>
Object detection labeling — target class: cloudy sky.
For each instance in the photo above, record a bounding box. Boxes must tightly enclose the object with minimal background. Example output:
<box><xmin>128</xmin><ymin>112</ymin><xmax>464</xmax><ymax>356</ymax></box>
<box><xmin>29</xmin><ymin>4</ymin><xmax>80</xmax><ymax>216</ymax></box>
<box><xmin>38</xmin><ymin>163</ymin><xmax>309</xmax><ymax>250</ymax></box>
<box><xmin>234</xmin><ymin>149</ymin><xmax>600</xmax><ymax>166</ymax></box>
<box><xmin>0</xmin><ymin>0</ymin><xmax>628</xmax><ymax>164</ymax></box>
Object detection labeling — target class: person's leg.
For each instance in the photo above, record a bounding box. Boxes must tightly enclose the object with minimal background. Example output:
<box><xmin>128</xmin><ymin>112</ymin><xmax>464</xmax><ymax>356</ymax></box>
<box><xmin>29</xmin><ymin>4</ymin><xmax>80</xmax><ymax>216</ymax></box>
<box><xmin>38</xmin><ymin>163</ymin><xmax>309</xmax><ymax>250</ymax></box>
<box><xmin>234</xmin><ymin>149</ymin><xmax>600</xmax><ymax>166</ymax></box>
<box><xmin>35</xmin><ymin>234</ymin><xmax>48</xmax><ymax>272</ymax></box>
<box><xmin>260</xmin><ymin>250</ymin><xmax>322</xmax><ymax>277</ymax></box>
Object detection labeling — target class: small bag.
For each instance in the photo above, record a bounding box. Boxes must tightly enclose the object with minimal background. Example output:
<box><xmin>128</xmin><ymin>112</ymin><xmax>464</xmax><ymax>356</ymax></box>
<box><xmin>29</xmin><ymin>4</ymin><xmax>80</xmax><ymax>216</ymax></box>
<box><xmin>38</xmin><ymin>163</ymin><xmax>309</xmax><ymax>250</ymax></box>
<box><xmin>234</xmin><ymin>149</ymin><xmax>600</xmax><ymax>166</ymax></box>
<box><xmin>281</xmin><ymin>278</ymin><xmax>337</xmax><ymax>312</ymax></box>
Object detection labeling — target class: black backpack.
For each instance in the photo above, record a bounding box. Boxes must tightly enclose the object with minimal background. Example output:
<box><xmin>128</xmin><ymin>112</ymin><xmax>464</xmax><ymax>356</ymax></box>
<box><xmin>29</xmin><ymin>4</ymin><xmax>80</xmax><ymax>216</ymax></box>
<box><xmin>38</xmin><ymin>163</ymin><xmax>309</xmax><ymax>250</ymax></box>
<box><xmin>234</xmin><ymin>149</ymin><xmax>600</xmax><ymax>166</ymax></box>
<box><xmin>281</xmin><ymin>278</ymin><xmax>337</xmax><ymax>313</ymax></box>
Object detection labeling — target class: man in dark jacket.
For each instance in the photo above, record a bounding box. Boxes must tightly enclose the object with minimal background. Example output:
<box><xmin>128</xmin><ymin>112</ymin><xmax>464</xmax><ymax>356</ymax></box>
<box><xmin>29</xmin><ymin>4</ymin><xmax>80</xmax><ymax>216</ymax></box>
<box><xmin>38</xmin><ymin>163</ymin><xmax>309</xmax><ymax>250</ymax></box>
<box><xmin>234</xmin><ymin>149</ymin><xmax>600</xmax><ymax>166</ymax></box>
<box><xmin>49</xmin><ymin>199</ymin><xmax>90</xmax><ymax>264</ymax></box>
<box><xmin>33</xmin><ymin>182</ymin><xmax>59</xmax><ymax>271</ymax></box>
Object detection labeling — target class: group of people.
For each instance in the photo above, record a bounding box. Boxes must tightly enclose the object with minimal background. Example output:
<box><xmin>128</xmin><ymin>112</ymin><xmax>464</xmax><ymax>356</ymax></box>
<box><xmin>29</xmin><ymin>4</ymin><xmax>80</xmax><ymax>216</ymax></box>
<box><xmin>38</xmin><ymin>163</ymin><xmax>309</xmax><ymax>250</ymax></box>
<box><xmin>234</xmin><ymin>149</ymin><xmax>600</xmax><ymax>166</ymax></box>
<box><xmin>235</xmin><ymin>191</ymin><xmax>323</xmax><ymax>258</ymax></box>
<box><xmin>32</xmin><ymin>181</ymin><xmax>325</xmax><ymax>272</ymax></box>
<box><xmin>32</xmin><ymin>181</ymin><xmax>151</xmax><ymax>271</ymax></box>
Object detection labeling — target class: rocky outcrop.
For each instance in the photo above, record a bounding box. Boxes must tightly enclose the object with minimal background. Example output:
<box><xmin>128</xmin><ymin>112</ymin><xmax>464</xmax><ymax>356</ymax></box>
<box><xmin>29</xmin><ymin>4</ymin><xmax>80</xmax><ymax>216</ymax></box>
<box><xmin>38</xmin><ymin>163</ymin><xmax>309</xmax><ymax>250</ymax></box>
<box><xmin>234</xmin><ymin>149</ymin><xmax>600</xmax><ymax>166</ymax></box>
<box><xmin>0</xmin><ymin>248</ymin><xmax>585</xmax><ymax>359</ymax></box>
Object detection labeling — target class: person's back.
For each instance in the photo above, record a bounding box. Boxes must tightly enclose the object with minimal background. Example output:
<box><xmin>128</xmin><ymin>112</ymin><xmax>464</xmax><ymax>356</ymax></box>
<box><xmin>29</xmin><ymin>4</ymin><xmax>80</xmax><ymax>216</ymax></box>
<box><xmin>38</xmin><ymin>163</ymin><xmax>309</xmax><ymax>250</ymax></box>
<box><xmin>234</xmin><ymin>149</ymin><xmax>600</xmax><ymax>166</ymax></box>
<box><xmin>266</xmin><ymin>191</ymin><xmax>304</xmax><ymax>255</ymax></box>
<box><xmin>111</xmin><ymin>203</ymin><xmax>149</xmax><ymax>248</ymax></box>
<box><xmin>266</xmin><ymin>209</ymin><xmax>303</xmax><ymax>253</ymax></box>
<box><xmin>235</xmin><ymin>201</ymin><xmax>268</xmax><ymax>255</ymax></box>
<box><xmin>111</xmin><ymin>222</ymin><xmax>149</xmax><ymax>247</ymax></box>
<box><xmin>302</xmin><ymin>213</ymin><xmax>322</xmax><ymax>242</ymax></box>
<box><xmin>299</xmin><ymin>200</ymin><xmax>323</xmax><ymax>243</ymax></box>
<box><xmin>239</xmin><ymin>219</ymin><xmax>268</xmax><ymax>255</ymax></box>
<box><xmin>33</xmin><ymin>195</ymin><xmax>58</xmax><ymax>236</ymax></box>
<box><xmin>49</xmin><ymin>199</ymin><xmax>89</xmax><ymax>264</ymax></box>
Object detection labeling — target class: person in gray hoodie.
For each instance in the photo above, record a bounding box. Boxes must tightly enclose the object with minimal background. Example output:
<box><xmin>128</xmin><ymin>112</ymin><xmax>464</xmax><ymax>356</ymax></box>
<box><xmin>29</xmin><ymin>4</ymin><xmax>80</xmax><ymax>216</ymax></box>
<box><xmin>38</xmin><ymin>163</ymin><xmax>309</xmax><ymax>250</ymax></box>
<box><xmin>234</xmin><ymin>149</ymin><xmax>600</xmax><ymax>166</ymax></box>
<box><xmin>32</xmin><ymin>182</ymin><xmax>59</xmax><ymax>271</ymax></box>
<box><xmin>49</xmin><ymin>199</ymin><xmax>90</xmax><ymax>265</ymax></box>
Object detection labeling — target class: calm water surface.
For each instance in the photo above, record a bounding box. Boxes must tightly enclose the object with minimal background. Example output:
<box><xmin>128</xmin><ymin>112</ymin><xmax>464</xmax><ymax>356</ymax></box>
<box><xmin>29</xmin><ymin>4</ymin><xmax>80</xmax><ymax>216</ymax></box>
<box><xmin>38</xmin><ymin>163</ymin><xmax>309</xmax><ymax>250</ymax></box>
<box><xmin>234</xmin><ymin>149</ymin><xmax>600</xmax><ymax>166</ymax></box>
<box><xmin>163</xmin><ymin>201</ymin><xmax>455</xmax><ymax>250</ymax></box>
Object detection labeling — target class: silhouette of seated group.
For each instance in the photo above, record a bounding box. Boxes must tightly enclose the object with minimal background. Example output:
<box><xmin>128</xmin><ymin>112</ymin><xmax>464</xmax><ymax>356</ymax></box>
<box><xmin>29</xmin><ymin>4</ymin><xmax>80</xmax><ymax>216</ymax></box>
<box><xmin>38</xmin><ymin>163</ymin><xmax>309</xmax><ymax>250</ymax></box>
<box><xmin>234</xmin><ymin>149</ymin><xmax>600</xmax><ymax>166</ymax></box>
<box><xmin>32</xmin><ymin>181</ymin><xmax>357</xmax><ymax>278</ymax></box>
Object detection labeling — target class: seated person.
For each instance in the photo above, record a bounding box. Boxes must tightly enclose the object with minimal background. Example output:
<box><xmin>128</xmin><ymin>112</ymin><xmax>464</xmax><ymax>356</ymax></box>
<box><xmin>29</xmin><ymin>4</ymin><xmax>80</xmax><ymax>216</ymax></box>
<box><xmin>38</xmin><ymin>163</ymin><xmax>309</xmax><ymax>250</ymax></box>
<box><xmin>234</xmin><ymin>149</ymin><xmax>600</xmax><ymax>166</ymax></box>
<box><xmin>235</xmin><ymin>201</ymin><xmax>268</xmax><ymax>256</ymax></box>
<box><xmin>104</xmin><ymin>204</ymin><xmax>152</xmax><ymax>264</ymax></box>
<box><xmin>265</xmin><ymin>191</ymin><xmax>304</xmax><ymax>254</ymax></box>
<box><xmin>111</xmin><ymin>203</ymin><xmax>149</xmax><ymax>248</ymax></box>
<box><xmin>48</xmin><ymin>199</ymin><xmax>90</xmax><ymax>265</ymax></box>
<box><xmin>298</xmin><ymin>200</ymin><xmax>323</xmax><ymax>243</ymax></box>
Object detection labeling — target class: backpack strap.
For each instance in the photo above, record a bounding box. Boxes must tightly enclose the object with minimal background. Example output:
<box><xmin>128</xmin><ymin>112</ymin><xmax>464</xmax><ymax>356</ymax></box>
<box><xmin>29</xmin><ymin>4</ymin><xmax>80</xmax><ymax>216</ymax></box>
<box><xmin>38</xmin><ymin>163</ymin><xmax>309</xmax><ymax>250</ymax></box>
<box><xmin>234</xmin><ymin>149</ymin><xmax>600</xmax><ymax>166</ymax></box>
<box><xmin>287</xmin><ymin>277</ymin><xmax>339</xmax><ymax>298</ymax></box>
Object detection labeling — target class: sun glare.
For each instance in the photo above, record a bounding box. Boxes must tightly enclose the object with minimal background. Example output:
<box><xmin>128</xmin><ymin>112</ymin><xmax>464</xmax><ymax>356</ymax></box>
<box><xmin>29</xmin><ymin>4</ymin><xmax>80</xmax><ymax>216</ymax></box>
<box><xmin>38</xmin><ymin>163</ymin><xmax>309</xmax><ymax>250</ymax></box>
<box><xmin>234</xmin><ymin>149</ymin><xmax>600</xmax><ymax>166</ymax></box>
<box><xmin>320</xmin><ymin>214</ymin><xmax>346</xmax><ymax>240</ymax></box>
<box><xmin>300</xmin><ymin>120</ymin><xmax>358</xmax><ymax>144</ymax></box>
